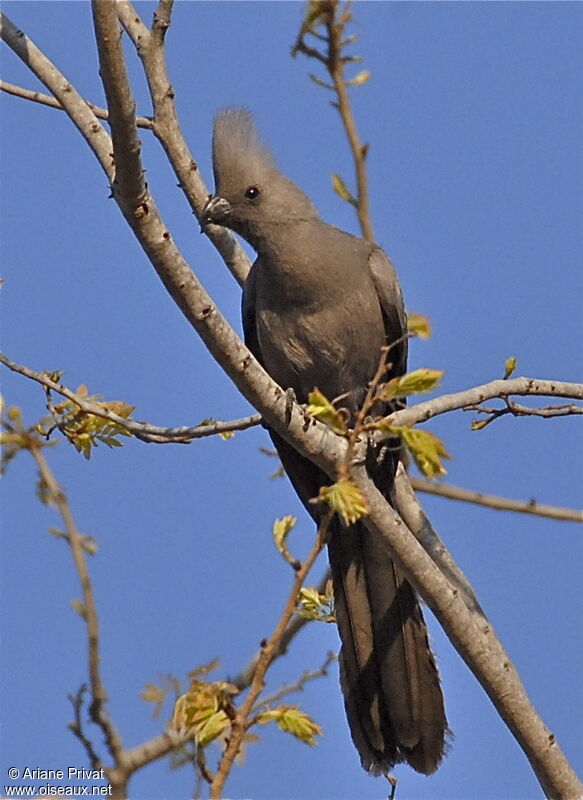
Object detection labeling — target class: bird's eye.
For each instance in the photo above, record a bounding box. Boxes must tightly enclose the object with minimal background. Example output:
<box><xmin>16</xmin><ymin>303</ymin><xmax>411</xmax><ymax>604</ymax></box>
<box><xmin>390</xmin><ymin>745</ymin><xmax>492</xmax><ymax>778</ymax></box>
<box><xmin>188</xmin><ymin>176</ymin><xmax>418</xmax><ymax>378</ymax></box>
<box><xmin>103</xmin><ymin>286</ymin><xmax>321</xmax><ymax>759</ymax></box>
<box><xmin>244</xmin><ymin>186</ymin><xmax>260</xmax><ymax>200</ymax></box>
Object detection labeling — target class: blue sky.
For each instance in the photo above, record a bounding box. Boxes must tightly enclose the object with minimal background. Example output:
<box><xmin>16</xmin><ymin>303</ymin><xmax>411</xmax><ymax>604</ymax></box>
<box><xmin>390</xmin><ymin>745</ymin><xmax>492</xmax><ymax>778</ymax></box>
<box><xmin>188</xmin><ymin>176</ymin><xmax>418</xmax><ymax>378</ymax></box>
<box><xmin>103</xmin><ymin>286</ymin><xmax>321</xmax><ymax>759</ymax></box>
<box><xmin>1</xmin><ymin>2</ymin><xmax>582</xmax><ymax>799</ymax></box>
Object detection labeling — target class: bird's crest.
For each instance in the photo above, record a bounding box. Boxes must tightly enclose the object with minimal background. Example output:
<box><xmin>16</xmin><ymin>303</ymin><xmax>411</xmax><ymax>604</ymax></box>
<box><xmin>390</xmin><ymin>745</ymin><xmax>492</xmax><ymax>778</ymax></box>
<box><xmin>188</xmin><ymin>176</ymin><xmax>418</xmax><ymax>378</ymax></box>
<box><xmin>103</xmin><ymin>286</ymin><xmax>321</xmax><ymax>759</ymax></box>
<box><xmin>212</xmin><ymin>108</ymin><xmax>276</xmax><ymax>186</ymax></box>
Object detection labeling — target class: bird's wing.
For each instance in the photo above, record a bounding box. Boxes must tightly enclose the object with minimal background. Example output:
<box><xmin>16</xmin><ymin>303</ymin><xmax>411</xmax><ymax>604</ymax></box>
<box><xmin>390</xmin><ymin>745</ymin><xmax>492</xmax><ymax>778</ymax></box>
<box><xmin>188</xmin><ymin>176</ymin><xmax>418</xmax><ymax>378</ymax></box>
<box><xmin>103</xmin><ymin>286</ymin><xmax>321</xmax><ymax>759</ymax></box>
<box><xmin>368</xmin><ymin>247</ymin><xmax>408</xmax><ymax>378</ymax></box>
<box><xmin>241</xmin><ymin>259</ymin><xmax>263</xmax><ymax>364</ymax></box>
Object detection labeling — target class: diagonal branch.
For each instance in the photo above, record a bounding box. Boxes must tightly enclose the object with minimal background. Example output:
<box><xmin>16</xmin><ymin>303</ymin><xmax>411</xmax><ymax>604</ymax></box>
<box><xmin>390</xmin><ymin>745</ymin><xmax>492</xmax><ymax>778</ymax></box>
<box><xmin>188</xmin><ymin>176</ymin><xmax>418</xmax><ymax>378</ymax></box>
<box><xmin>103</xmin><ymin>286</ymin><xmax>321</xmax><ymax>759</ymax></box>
<box><xmin>325</xmin><ymin>3</ymin><xmax>373</xmax><ymax>241</ymax></box>
<box><xmin>0</xmin><ymin>12</ymin><xmax>114</xmax><ymax>178</ymax></box>
<box><xmin>4</xmin><ymin>11</ymin><xmax>581</xmax><ymax>797</ymax></box>
<box><xmin>210</xmin><ymin>514</ymin><xmax>331</xmax><ymax>800</ymax></box>
<box><xmin>252</xmin><ymin>650</ymin><xmax>338</xmax><ymax>712</ymax></box>
<box><xmin>410</xmin><ymin>476</ymin><xmax>583</xmax><ymax>523</ymax></box>
<box><xmin>91</xmin><ymin>1</ymin><xmax>146</xmax><ymax>203</ymax></box>
<box><xmin>30</xmin><ymin>445</ymin><xmax>124</xmax><ymax>763</ymax></box>
<box><xmin>351</xmin><ymin>460</ymin><xmax>581</xmax><ymax>800</ymax></box>
<box><xmin>115</xmin><ymin>0</ymin><xmax>251</xmax><ymax>286</ymax></box>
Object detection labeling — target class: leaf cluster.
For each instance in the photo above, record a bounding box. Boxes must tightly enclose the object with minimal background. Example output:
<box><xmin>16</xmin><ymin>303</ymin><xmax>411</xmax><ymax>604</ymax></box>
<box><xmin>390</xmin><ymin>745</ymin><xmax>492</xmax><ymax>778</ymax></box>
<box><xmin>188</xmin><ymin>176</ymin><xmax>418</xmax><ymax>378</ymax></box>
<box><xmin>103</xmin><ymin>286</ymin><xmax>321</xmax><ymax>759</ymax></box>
<box><xmin>297</xmin><ymin>581</ymin><xmax>335</xmax><ymax>623</ymax></box>
<box><xmin>172</xmin><ymin>679</ymin><xmax>238</xmax><ymax>747</ymax></box>
<box><xmin>257</xmin><ymin>704</ymin><xmax>323</xmax><ymax>747</ymax></box>
<box><xmin>49</xmin><ymin>384</ymin><xmax>135</xmax><ymax>459</ymax></box>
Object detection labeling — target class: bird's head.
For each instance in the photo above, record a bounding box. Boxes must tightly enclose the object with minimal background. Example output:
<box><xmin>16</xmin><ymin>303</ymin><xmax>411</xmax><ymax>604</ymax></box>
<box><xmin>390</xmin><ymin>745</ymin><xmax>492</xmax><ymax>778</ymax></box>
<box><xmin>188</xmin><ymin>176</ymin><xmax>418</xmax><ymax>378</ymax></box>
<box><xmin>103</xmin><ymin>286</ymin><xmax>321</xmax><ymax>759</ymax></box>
<box><xmin>202</xmin><ymin>108</ymin><xmax>319</xmax><ymax>248</ymax></box>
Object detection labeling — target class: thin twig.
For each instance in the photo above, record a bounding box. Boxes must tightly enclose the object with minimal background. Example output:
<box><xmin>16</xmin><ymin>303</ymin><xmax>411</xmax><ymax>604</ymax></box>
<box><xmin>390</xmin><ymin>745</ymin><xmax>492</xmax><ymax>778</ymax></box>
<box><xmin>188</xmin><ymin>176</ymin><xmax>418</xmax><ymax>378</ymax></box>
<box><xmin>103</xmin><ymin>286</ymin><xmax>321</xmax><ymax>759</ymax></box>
<box><xmin>467</xmin><ymin>400</ymin><xmax>583</xmax><ymax>427</ymax></box>
<box><xmin>253</xmin><ymin>650</ymin><xmax>337</xmax><ymax>712</ymax></box>
<box><xmin>230</xmin><ymin>568</ymin><xmax>331</xmax><ymax>692</ymax></box>
<box><xmin>210</xmin><ymin>515</ymin><xmax>331</xmax><ymax>799</ymax></box>
<box><xmin>410</xmin><ymin>476</ymin><xmax>583</xmax><ymax>523</ymax></box>
<box><xmin>30</xmin><ymin>445</ymin><xmax>124</xmax><ymax>763</ymax></box>
<box><xmin>67</xmin><ymin>685</ymin><xmax>103</xmax><ymax>769</ymax></box>
<box><xmin>293</xmin><ymin>1</ymin><xmax>374</xmax><ymax>240</ymax></box>
<box><xmin>387</xmin><ymin>377</ymin><xmax>583</xmax><ymax>430</ymax></box>
<box><xmin>0</xmin><ymin>352</ymin><xmax>262</xmax><ymax>443</ymax></box>
<box><xmin>325</xmin><ymin>3</ymin><xmax>374</xmax><ymax>240</ymax></box>
<box><xmin>0</xmin><ymin>79</ymin><xmax>154</xmax><ymax>128</ymax></box>
<box><xmin>0</xmin><ymin>12</ymin><xmax>114</xmax><ymax>178</ymax></box>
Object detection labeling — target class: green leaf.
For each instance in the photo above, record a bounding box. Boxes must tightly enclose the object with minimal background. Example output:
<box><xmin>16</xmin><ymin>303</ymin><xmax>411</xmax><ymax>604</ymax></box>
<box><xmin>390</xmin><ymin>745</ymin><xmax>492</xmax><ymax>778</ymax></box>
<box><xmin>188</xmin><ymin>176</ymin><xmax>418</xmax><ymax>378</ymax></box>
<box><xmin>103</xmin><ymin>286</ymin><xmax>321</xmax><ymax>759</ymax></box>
<box><xmin>347</xmin><ymin>69</ymin><xmax>371</xmax><ymax>87</ymax></box>
<box><xmin>140</xmin><ymin>682</ymin><xmax>168</xmax><ymax>718</ymax></box>
<box><xmin>503</xmin><ymin>356</ymin><xmax>517</xmax><ymax>379</ymax></box>
<box><xmin>297</xmin><ymin>583</ymin><xmax>335</xmax><ymax>623</ymax></box>
<box><xmin>407</xmin><ymin>313</ymin><xmax>432</xmax><ymax>340</ymax></box>
<box><xmin>316</xmin><ymin>479</ymin><xmax>368</xmax><ymax>525</ymax></box>
<box><xmin>272</xmin><ymin>515</ymin><xmax>297</xmax><ymax>557</ymax></box>
<box><xmin>331</xmin><ymin>174</ymin><xmax>357</xmax><ymax>207</ymax></box>
<box><xmin>81</xmin><ymin>536</ymin><xmax>99</xmax><ymax>555</ymax></box>
<box><xmin>257</xmin><ymin>705</ymin><xmax>322</xmax><ymax>746</ymax></box>
<box><xmin>380</xmin><ymin>368</ymin><xmax>444</xmax><ymax>401</ymax></box>
<box><xmin>306</xmin><ymin>389</ymin><xmax>348</xmax><ymax>436</ymax></box>
<box><xmin>171</xmin><ymin>680</ymin><xmax>237</xmax><ymax>746</ymax></box>
<box><xmin>52</xmin><ymin>386</ymin><xmax>136</xmax><ymax>458</ymax></box>
<box><xmin>188</xmin><ymin>657</ymin><xmax>221</xmax><ymax>681</ymax></box>
<box><xmin>383</xmin><ymin>425</ymin><xmax>450</xmax><ymax>478</ymax></box>
<box><xmin>71</xmin><ymin>599</ymin><xmax>87</xmax><ymax>619</ymax></box>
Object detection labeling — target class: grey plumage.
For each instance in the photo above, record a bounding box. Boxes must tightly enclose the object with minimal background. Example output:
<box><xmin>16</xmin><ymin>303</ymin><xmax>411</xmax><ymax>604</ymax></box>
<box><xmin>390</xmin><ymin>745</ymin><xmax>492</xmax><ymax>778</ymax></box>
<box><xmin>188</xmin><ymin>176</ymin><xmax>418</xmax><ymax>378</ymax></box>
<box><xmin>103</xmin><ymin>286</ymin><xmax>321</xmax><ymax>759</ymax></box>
<box><xmin>203</xmin><ymin>108</ymin><xmax>447</xmax><ymax>776</ymax></box>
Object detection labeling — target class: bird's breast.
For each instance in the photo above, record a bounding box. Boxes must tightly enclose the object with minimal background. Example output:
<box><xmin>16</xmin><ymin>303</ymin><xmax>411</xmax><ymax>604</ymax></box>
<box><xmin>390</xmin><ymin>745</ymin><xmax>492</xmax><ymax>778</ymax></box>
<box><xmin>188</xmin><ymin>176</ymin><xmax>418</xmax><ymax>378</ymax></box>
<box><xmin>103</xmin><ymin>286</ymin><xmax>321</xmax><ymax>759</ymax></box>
<box><xmin>256</xmin><ymin>296</ymin><xmax>385</xmax><ymax>406</ymax></box>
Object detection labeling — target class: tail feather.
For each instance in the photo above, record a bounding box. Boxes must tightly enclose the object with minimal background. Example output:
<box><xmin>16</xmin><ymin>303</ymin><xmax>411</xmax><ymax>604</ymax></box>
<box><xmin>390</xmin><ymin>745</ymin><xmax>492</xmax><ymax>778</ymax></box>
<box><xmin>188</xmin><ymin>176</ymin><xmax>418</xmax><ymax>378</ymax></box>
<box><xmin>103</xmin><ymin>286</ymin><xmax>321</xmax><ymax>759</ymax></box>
<box><xmin>268</xmin><ymin>430</ymin><xmax>447</xmax><ymax>775</ymax></box>
<box><xmin>329</xmin><ymin>518</ymin><xmax>447</xmax><ymax>775</ymax></box>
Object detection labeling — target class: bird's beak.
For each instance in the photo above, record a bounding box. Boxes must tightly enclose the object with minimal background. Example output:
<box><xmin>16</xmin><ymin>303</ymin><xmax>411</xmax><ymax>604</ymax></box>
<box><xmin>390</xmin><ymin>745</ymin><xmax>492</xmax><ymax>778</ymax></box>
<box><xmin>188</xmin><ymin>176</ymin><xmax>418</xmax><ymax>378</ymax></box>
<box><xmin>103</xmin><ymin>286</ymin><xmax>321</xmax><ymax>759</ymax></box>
<box><xmin>201</xmin><ymin>195</ymin><xmax>232</xmax><ymax>229</ymax></box>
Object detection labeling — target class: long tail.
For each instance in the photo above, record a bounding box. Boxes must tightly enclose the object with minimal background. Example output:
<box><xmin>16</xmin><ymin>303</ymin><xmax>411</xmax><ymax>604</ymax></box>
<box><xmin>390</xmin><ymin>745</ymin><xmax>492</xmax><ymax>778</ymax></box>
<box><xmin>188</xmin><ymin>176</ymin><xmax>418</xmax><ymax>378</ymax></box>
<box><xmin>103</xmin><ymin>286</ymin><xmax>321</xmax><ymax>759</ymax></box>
<box><xmin>269</xmin><ymin>430</ymin><xmax>447</xmax><ymax>774</ymax></box>
<box><xmin>328</xmin><ymin>517</ymin><xmax>447</xmax><ymax>775</ymax></box>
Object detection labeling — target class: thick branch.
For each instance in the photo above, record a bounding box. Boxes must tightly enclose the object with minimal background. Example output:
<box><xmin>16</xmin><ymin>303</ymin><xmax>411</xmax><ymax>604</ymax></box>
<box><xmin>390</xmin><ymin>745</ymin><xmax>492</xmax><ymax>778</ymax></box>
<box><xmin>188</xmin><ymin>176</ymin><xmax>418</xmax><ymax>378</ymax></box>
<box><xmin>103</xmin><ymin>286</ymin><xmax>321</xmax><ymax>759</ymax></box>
<box><xmin>4</xmin><ymin>13</ymin><xmax>581</xmax><ymax>796</ymax></box>
<box><xmin>115</xmin><ymin>0</ymin><xmax>251</xmax><ymax>286</ymax></box>
<box><xmin>393</xmin><ymin>465</ymin><xmax>484</xmax><ymax>614</ymax></box>
<box><xmin>91</xmin><ymin>1</ymin><xmax>146</xmax><ymax>203</ymax></box>
<box><xmin>410</xmin><ymin>476</ymin><xmax>583</xmax><ymax>523</ymax></box>
<box><xmin>353</xmin><ymin>462</ymin><xmax>581</xmax><ymax>799</ymax></box>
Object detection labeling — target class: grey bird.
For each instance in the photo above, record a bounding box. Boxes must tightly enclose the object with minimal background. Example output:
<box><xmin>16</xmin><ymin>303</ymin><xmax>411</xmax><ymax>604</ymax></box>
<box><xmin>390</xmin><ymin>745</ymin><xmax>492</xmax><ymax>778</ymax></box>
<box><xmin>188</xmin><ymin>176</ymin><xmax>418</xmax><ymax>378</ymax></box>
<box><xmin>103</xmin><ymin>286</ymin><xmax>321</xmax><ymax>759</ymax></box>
<box><xmin>202</xmin><ymin>108</ymin><xmax>447</xmax><ymax>776</ymax></box>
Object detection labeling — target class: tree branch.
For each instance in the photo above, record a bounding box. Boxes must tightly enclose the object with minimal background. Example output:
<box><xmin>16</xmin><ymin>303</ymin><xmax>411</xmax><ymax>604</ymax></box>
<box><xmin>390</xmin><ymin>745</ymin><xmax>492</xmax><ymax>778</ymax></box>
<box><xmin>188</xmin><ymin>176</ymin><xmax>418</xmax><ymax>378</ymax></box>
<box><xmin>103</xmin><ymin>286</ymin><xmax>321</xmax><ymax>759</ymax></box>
<box><xmin>393</xmin><ymin>465</ymin><xmax>485</xmax><ymax>614</ymax></box>
<box><xmin>210</xmin><ymin>514</ymin><xmax>330</xmax><ymax>800</ymax></box>
<box><xmin>352</xmin><ymin>460</ymin><xmax>581</xmax><ymax>799</ymax></box>
<box><xmin>388</xmin><ymin>377</ymin><xmax>583</xmax><ymax>429</ymax></box>
<box><xmin>30</xmin><ymin>445</ymin><xmax>124</xmax><ymax>764</ymax></box>
<box><xmin>91</xmin><ymin>1</ymin><xmax>146</xmax><ymax>203</ymax></box>
<box><xmin>325</xmin><ymin>2</ymin><xmax>374</xmax><ymax>241</ymax></box>
<box><xmin>4</xmin><ymin>11</ymin><xmax>581</xmax><ymax>797</ymax></box>
<box><xmin>292</xmin><ymin>0</ymin><xmax>374</xmax><ymax>241</ymax></box>
<box><xmin>115</xmin><ymin>0</ymin><xmax>251</xmax><ymax>287</ymax></box>
<box><xmin>230</xmin><ymin>568</ymin><xmax>331</xmax><ymax>693</ymax></box>
<box><xmin>67</xmin><ymin>685</ymin><xmax>103</xmax><ymax>770</ymax></box>
<box><xmin>410</xmin><ymin>476</ymin><xmax>583</xmax><ymax>523</ymax></box>
<box><xmin>0</xmin><ymin>78</ymin><xmax>154</xmax><ymax>128</ymax></box>
<box><xmin>0</xmin><ymin>12</ymin><xmax>114</xmax><ymax>178</ymax></box>
<box><xmin>0</xmin><ymin>351</ymin><xmax>262</xmax><ymax>444</ymax></box>
<box><xmin>253</xmin><ymin>650</ymin><xmax>337</xmax><ymax>712</ymax></box>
